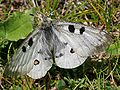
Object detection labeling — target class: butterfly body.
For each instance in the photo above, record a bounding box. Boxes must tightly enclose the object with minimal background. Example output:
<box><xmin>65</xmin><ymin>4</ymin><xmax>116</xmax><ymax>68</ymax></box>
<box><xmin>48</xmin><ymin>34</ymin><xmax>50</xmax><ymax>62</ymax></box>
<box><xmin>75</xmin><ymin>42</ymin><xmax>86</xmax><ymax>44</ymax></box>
<box><xmin>6</xmin><ymin>15</ymin><xmax>111</xmax><ymax>79</ymax></box>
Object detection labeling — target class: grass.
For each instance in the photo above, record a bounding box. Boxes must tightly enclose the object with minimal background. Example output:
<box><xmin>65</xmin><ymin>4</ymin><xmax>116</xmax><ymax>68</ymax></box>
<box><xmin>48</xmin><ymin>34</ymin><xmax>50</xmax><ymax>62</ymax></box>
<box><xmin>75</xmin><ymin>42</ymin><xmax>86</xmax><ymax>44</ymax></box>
<box><xmin>0</xmin><ymin>0</ymin><xmax>120</xmax><ymax>90</ymax></box>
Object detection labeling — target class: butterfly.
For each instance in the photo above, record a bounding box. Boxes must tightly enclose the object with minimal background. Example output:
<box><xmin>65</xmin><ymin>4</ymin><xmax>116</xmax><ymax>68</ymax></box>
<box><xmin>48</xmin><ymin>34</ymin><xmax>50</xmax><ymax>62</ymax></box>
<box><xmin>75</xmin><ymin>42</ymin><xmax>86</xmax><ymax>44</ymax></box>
<box><xmin>5</xmin><ymin>14</ymin><xmax>112</xmax><ymax>79</ymax></box>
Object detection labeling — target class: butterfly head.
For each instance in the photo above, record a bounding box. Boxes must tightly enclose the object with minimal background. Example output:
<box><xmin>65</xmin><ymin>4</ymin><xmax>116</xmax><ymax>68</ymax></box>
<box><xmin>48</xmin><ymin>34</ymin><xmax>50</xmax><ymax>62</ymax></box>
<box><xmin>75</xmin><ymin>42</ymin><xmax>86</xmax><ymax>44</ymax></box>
<box><xmin>34</xmin><ymin>13</ymin><xmax>52</xmax><ymax>28</ymax></box>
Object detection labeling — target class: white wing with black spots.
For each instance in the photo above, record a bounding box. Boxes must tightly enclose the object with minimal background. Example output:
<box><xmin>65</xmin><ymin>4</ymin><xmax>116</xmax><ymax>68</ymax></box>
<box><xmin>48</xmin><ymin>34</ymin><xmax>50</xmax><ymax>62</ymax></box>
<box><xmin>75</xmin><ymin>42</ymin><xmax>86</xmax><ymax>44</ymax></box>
<box><xmin>6</xmin><ymin>28</ymin><xmax>53</xmax><ymax>79</ymax></box>
<box><xmin>53</xmin><ymin>22</ymin><xmax>111</xmax><ymax>68</ymax></box>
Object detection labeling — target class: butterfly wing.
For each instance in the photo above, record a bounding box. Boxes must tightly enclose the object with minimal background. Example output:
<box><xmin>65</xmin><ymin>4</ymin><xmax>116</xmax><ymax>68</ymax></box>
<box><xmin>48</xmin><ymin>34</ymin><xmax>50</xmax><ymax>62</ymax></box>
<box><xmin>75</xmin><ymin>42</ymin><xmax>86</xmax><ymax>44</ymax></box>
<box><xmin>53</xmin><ymin>22</ymin><xmax>111</xmax><ymax>69</ymax></box>
<box><xmin>6</xmin><ymin>28</ymin><xmax>53</xmax><ymax>79</ymax></box>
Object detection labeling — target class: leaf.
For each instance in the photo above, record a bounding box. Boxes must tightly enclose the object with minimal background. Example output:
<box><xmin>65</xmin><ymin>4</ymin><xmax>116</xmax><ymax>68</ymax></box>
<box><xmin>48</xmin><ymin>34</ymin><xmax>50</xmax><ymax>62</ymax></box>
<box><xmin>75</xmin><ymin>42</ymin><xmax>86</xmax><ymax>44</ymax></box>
<box><xmin>106</xmin><ymin>40</ymin><xmax>120</xmax><ymax>55</ymax></box>
<box><xmin>0</xmin><ymin>10</ymin><xmax>33</xmax><ymax>41</ymax></box>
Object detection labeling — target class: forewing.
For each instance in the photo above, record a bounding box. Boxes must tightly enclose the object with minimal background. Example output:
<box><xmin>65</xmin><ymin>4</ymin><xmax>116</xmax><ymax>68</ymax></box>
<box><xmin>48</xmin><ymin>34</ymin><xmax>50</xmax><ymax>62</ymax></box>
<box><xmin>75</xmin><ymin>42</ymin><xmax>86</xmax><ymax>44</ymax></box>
<box><xmin>6</xmin><ymin>28</ymin><xmax>53</xmax><ymax>79</ymax></box>
<box><xmin>53</xmin><ymin>22</ymin><xmax>111</xmax><ymax>68</ymax></box>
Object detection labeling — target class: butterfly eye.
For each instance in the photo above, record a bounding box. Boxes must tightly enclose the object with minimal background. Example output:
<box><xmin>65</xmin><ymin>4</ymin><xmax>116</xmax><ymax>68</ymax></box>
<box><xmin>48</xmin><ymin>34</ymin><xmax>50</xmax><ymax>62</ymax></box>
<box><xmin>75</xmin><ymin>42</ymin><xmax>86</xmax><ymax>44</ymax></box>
<box><xmin>34</xmin><ymin>59</ymin><xmax>40</xmax><ymax>65</ymax></box>
<box><xmin>68</xmin><ymin>25</ymin><xmax>75</xmax><ymax>33</ymax></box>
<box><xmin>70</xmin><ymin>48</ymin><xmax>75</xmax><ymax>53</ymax></box>
<box><xmin>28</xmin><ymin>37</ymin><xmax>33</xmax><ymax>47</ymax></box>
<box><xmin>79</xmin><ymin>27</ymin><xmax>85</xmax><ymax>34</ymax></box>
<box><xmin>22</xmin><ymin>46</ymin><xmax>26</xmax><ymax>52</ymax></box>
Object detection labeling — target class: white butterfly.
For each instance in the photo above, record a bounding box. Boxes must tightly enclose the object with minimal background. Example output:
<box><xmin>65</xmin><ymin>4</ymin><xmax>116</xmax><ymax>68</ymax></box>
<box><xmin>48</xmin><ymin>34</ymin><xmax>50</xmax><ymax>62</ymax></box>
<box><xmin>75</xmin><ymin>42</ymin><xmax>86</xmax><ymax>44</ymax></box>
<box><xmin>6</xmin><ymin>14</ymin><xmax>111</xmax><ymax>79</ymax></box>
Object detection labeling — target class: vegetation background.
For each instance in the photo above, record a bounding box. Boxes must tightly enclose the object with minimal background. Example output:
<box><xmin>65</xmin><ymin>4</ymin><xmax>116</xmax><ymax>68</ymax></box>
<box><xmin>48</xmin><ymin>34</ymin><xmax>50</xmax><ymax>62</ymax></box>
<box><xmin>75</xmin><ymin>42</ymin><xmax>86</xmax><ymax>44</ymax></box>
<box><xmin>0</xmin><ymin>0</ymin><xmax>119</xmax><ymax>90</ymax></box>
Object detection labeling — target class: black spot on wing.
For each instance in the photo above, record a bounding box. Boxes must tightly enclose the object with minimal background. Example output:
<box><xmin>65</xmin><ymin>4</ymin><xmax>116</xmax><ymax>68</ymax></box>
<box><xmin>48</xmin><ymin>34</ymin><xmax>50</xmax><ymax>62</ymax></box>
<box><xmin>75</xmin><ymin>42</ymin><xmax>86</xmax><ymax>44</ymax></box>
<box><xmin>22</xmin><ymin>46</ymin><xmax>26</xmax><ymax>52</ymax></box>
<box><xmin>79</xmin><ymin>27</ymin><xmax>85</xmax><ymax>34</ymax></box>
<box><xmin>45</xmin><ymin>58</ymin><xmax>47</xmax><ymax>60</ymax></box>
<box><xmin>34</xmin><ymin>59</ymin><xmax>40</xmax><ymax>65</ymax></box>
<box><xmin>28</xmin><ymin>37</ymin><xmax>33</xmax><ymax>47</ymax></box>
<box><xmin>56</xmin><ymin>53</ymin><xmax>64</xmax><ymax>58</ymax></box>
<box><xmin>44</xmin><ymin>57</ymin><xmax>52</xmax><ymax>60</ymax></box>
<box><xmin>38</xmin><ymin>49</ymin><xmax>42</xmax><ymax>54</ymax></box>
<box><xmin>64</xmin><ymin>42</ymin><xmax>68</xmax><ymax>45</ymax></box>
<box><xmin>70</xmin><ymin>48</ymin><xmax>75</xmax><ymax>53</ymax></box>
<box><xmin>68</xmin><ymin>25</ymin><xmax>75</xmax><ymax>33</ymax></box>
<box><xmin>59</xmin><ymin>53</ymin><xmax>64</xmax><ymax>57</ymax></box>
